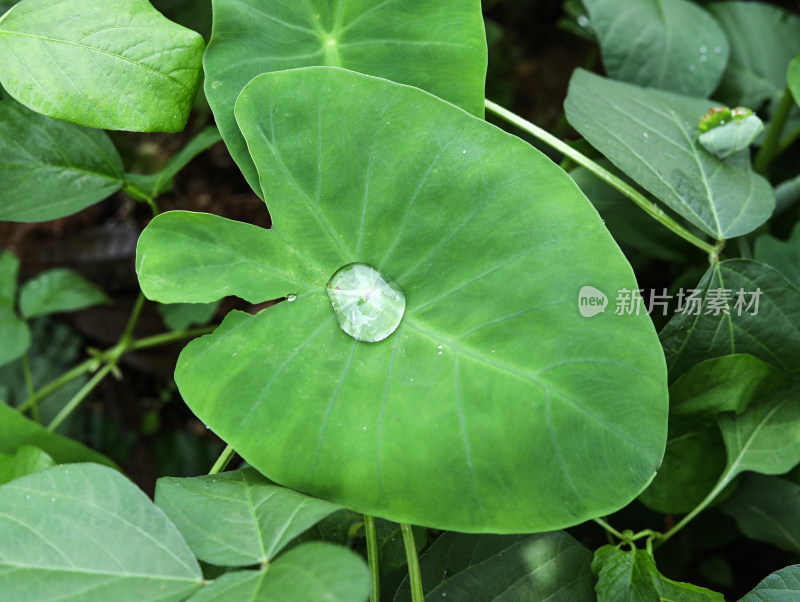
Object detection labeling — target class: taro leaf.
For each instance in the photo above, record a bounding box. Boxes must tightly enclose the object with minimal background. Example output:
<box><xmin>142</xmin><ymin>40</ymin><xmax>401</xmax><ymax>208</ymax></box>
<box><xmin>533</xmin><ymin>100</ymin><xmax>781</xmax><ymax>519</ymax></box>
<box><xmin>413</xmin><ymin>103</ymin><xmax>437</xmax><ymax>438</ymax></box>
<box><xmin>203</xmin><ymin>0</ymin><xmax>487</xmax><ymax>197</ymax></box>
<box><xmin>394</xmin><ymin>531</ymin><xmax>594</xmax><ymax>601</ymax></box>
<box><xmin>722</xmin><ymin>473</ymin><xmax>800</xmax><ymax>555</ymax></box>
<box><xmin>740</xmin><ymin>564</ymin><xmax>800</xmax><ymax>601</ymax></box>
<box><xmin>0</xmin><ymin>99</ymin><xmax>124</xmax><ymax>222</ymax></box>
<box><xmin>0</xmin><ymin>402</ymin><xmax>116</xmax><ymax>467</ymax></box>
<box><xmin>0</xmin><ymin>250</ymin><xmax>19</xmax><ymax>307</ymax></box>
<box><xmin>0</xmin><ymin>444</ymin><xmax>53</xmax><ymax>485</ymax></box>
<box><xmin>137</xmin><ymin>67</ymin><xmax>668</xmax><ymax>533</ymax></box>
<box><xmin>186</xmin><ymin>543</ymin><xmax>369</xmax><ymax>602</ymax></box>
<box><xmin>124</xmin><ymin>126</ymin><xmax>222</xmax><ymax>203</ymax></box>
<box><xmin>0</xmin><ymin>0</ymin><xmax>204</xmax><ymax>132</ymax></box>
<box><xmin>592</xmin><ymin>545</ymin><xmax>724</xmax><ymax>601</ymax></box>
<box><xmin>0</xmin><ymin>306</ymin><xmax>28</xmax><ymax>367</ymax></box>
<box><xmin>708</xmin><ymin>2</ymin><xmax>800</xmax><ymax>112</ymax></box>
<box><xmin>659</xmin><ymin>259</ymin><xmax>800</xmax><ymax>381</ymax></box>
<box><xmin>158</xmin><ymin>301</ymin><xmax>219</xmax><ymax>331</ymax></box>
<box><xmin>0</xmin><ymin>463</ymin><xmax>203</xmax><ymax>601</ymax></box>
<box><xmin>669</xmin><ymin>354</ymin><xmax>790</xmax><ymax>417</ymax></box>
<box><xmin>19</xmin><ymin>268</ymin><xmax>110</xmax><ymax>318</ymax></box>
<box><xmin>755</xmin><ymin>223</ymin><xmax>800</xmax><ymax>291</ymax></box>
<box><xmin>583</xmin><ymin>0</ymin><xmax>728</xmax><ymax>97</ymax></box>
<box><xmin>155</xmin><ymin>467</ymin><xmax>341</xmax><ymax>566</ymax></box>
<box><xmin>565</xmin><ymin>69</ymin><xmax>774</xmax><ymax>240</ymax></box>
<box><xmin>638</xmin><ymin>420</ymin><xmax>728</xmax><ymax>514</ymax></box>
<box><xmin>790</xmin><ymin>56</ymin><xmax>800</xmax><ymax>109</ymax></box>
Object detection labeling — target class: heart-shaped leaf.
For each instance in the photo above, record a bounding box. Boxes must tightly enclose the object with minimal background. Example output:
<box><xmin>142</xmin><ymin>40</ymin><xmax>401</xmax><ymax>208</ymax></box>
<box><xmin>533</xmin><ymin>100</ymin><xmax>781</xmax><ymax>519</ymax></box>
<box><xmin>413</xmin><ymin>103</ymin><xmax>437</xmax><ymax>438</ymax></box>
<box><xmin>203</xmin><ymin>0</ymin><xmax>487</xmax><ymax>196</ymax></box>
<box><xmin>565</xmin><ymin>69</ymin><xmax>774</xmax><ymax>240</ymax></box>
<box><xmin>0</xmin><ymin>463</ymin><xmax>203</xmax><ymax>601</ymax></box>
<box><xmin>138</xmin><ymin>67</ymin><xmax>668</xmax><ymax>532</ymax></box>
<box><xmin>0</xmin><ymin>0</ymin><xmax>204</xmax><ymax>131</ymax></box>
<box><xmin>155</xmin><ymin>467</ymin><xmax>341</xmax><ymax>566</ymax></box>
<box><xmin>583</xmin><ymin>0</ymin><xmax>729</xmax><ymax>97</ymax></box>
<box><xmin>0</xmin><ymin>99</ymin><xmax>123</xmax><ymax>222</ymax></box>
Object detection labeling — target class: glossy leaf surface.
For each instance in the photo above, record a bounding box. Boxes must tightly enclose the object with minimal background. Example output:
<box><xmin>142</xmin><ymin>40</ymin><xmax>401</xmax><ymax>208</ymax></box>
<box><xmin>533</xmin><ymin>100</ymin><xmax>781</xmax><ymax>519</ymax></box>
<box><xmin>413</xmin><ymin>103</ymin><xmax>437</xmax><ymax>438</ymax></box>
<box><xmin>187</xmin><ymin>544</ymin><xmax>369</xmax><ymax>602</ymax></box>
<box><xmin>394</xmin><ymin>531</ymin><xmax>594</xmax><ymax>601</ymax></box>
<box><xmin>660</xmin><ymin>260</ymin><xmax>800</xmax><ymax>380</ymax></box>
<box><xmin>155</xmin><ymin>467</ymin><xmax>341</xmax><ymax>566</ymax></box>
<box><xmin>0</xmin><ymin>0</ymin><xmax>204</xmax><ymax>131</ymax></box>
<box><xmin>583</xmin><ymin>0</ymin><xmax>728</xmax><ymax>97</ymax></box>
<box><xmin>0</xmin><ymin>100</ymin><xmax>123</xmax><ymax>222</ymax></box>
<box><xmin>565</xmin><ymin>69</ymin><xmax>774</xmax><ymax>239</ymax></box>
<box><xmin>0</xmin><ymin>463</ymin><xmax>203</xmax><ymax>601</ymax></box>
<box><xmin>138</xmin><ymin>68</ymin><xmax>668</xmax><ymax>532</ymax></box>
<box><xmin>203</xmin><ymin>0</ymin><xmax>487</xmax><ymax>196</ymax></box>
<box><xmin>19</xmin><ymin>268</ymin><xmax>110</xmax><ymax>318</ymax></box>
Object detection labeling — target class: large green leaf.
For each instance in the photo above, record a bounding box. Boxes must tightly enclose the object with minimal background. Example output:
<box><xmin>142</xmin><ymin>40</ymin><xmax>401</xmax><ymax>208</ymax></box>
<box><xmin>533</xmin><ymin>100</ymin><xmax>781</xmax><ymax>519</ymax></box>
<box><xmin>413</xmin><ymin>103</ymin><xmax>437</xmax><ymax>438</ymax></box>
<box><xmin>137</xmin><ymin>67</ymin><xmax>668</xmax><ymax>532</ymax></box>
<box><xmin>0</xmin><ymin>0</ymin><xmax>204</xmax><ymax>131</ymax></box>
<box><xmin>583</xmin><ymin>0</ymin><xmax>728</xmax><ymax>97</ymax></box>
<box><xmin>155</xmin><ymin>467</ymin><xmax>341</xmax><ymax>566</ymax></box>
<box><xmin>187</xmin><ymin>543</ymin><xmax>369</xmax><ymax>602</ymax></box>
<box><xmin>592</xmin><ymin>545</ymin><xmax>724</xmax><ymax>601</ymax></box>
<box><xmin>722</xmin><ymin>473</ymin><xmax>800</xmax><ymax>554</ymax></box>
<box><xmin>203</xmin><ymin>0</ymin><xmax>487</xmax><ymax>197</ymax></box>
<box><xmin>565</xmin><ymin>69</ymin><xmax>774</xmax><ymax>240</ymax></box>
<box><xmin>0</xmin><ymin>463</ymin><xmax>203</xmax><ymax>601</ymax></box>
<box><xmin>740</xmin><ymin>564</ymin><xmax>800</xmax><ymax>601</ymax></box>
<box><xmin>708</xmin><ymin>2</ymin><xmax>800</xmax><ymax>112</ymax></box>
<box><xmin>0</xmin><ymin>99</ymin><xmax>123</xmax><ymax>222</ymax></box>
<box><xmin>659</xmin><ymin>259</ymin><xmax>800</xmax><ymax>381</ymax></box>
<box><xmin>0</xmin><ymin>402</ymin><xmax>115</xmax><ymax>468</ymax></box>
<box><xmin>394</xmin><ymin>531</ymin><xmax>595</xmax><ymax>601</ymax></box>
<box><xmin>19</xmin><ymin>268</ymin><xmax>110</xmax><ymax>318</ymax></box>
<box><xmin>755</xmin><ymin>222</ymin><xmax>800</xmax><ymax>291</ymax></box>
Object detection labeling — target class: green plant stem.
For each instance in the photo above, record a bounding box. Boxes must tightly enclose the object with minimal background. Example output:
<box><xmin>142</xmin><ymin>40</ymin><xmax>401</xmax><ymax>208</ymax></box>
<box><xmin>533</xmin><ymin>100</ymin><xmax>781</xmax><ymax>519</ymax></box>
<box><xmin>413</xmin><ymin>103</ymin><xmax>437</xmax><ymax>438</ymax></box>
<box><xmin>46</xmin><ymin>363</ymin><xmax>114</xmax><ymax>432</ymax></box>
<box><xmin>484</xmin><ymin>99</ymin><xmax>719</xmax><ymax>255</ymax></box>
<box><xmin>364</xmin><ymin>515</ymin><xmax>380</xmax><ymax>602</ymax></box>
<box><xmin>17</xmin><ymin>357</ymin><xmax>95</xmax><ymax>414</ymax></box>
<box><xmin>593</xmin><ymin>517</ymin><xmax>624</xmax><ymax>540</ymax></box>
<box><xmin>208</xmin><ymin>444</ymin><xmax>235</xmax><ymax>475</ymax></box>
<box><xmin>128</xmin><ymin>326</ymin><xmax>214</xmax><ymax>352</ymax></box>
<box><xmin>21</xmin><ymin>353</ymin><xmax>39</xmax><ymax>422</ymax></box>
<box><xmin>401</xmin><ymin>523</ymin><xmax>424</xmax><ymax>602</ymax></box>
<box><xmin>656</xmin><ymin>470</ymin><xmax>734</xmax><ymax>547</ymax></box>
<box><xmin>754</xmin><ymin>87</ymin><xmax>795</xmax><ymax>175</ymax></box>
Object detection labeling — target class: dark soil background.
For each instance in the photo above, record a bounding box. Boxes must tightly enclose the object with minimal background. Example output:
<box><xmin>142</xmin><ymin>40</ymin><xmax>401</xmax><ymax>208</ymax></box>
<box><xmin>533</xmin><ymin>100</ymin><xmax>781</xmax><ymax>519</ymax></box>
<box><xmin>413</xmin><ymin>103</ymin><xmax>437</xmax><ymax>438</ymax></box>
<box><xmin>1</xmin><ymin>0</ymin><xmax>799</xmax><ymax>598</ymax></box>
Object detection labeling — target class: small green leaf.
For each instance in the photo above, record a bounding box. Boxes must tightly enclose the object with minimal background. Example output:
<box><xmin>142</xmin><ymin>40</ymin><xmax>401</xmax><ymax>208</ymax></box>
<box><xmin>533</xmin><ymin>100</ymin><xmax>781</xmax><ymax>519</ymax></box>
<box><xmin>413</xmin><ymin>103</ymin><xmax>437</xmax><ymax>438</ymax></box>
<box><xmin>0</xmin><ymin>251</ymin><xmax>20</xmax><ymax>308</ymax></box>
<box><xmin>722</xmin><ymin>473</ymin><xmax>800</xmax><ymax>555</ymax></box>
<box><xmin>187</xmin><ymin>544</ymin><xmax>369</xmax><ymax>602</ymax></box>
<box><xmin>709</xmin><ymin>2</ymin><xmax>800</xmax><ymax>112</ymax></box>
<box><xmin>0</xmin><ymin>463</ymin><xmax>203</xmax><ymax>601</ymax></box>
<box><xmin>592</xmin><ymin>545</ymin><xmax>724</xmax><ymax>601</ymax></box>
<box><xmin>0</xmin><ymin>445</ymin><xmax>54</xmax><ymax>485</ymax></box>
<box><xmin>0</xmin><ymin>99</ymin><xmax>123</xmax><ymax>222</ymax></box>
<box><xmin>394</xmin><ymin>531</ymin><xmax>595</xmax><ymax>601</ymax></box>
<box><xmin>155</xmin><ymin>467</ymin><xmax>341</xmax><ymax>566</ymax></box>
<box><xmin>19</xmin><ymin>268</ymin><xmax>110</xmax><ymax>318</ymax></box>
<box><xmin>583</xmin><ymin>0</ymin><xmax>729</xmax><ymax>97</ymax></box>
<box><xmin>755</xmin><ymin>222</ymin><xmax>800</xmax><ymax>291</ymax></box>
<box><xmin>660</xmin><ymin>260</ymin><xmax>800</xmax><ymax>381</ymax></box>
<box><xmin>203</xmin><ymin>0</ymin><xmax>487</xmax><ymax>196</ymax></box>
<box><xmin>698</xmin><ymin>108</ymin><xmax>765</xmax><ymax>160</ymax></box>
<box><xmin>158</xmin><ymin>301</ymin><xmax>219</xmax><ymax>331</ymax></box>
<box><xmin>565</xmin><ymin>70</ymin><xmax>774</xmax><ymax>240</ymax></box>
<box><xmin>0</xmin><ymin>403</ymin><xmax>115</xmax><ymax>467</ymax></box>
<box><xmin>0</xmin><ymin>0</ymin><xmax>205</xmax><ymax>132</ymax></box>
<box><xmin>739</xmin><ymin>564</ymin><xmax>800</xmax><ymax>601</ymax></box>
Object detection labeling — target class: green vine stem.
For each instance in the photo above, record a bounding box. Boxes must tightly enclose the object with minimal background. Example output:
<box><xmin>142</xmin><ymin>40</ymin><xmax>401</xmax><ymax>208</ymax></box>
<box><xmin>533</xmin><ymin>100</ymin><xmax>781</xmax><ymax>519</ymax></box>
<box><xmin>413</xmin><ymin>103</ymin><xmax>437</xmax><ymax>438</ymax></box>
<box><xmin>208</xmin><ymin>444</ymin><xmax>236</xmax><ymax>475</ymax></box>
<box><xmin>593</xmin><ymin>517</ymin><xmax>624</xmax><ymax>540</ymax></box>
<box><xmin>754</xmin><ymin>86</ymin><xmax>795</xmax><ymax>175</ymax></box>
<box><xmin>46</xmin><ymin>363</ymin><xmax>115</xmax><ymax>432</ymax></box>
<box><xmin>21</xmin><ymin>353</ymin><xmax>38</xmax><ymax>422</ymax></box>
<box><xmin>401</xmin><ymin>523</ymin><xmax>424</xmax><ymax>602</ymax></box>
<box><xmin>484</xmin><ymin>99</ymin><xmax>719</xmax><ymax>255</ymax></box>
<box><xmin>364</xmin><ymin>515</ymin><xmax>380</xmax><ymax>602</ymax></box>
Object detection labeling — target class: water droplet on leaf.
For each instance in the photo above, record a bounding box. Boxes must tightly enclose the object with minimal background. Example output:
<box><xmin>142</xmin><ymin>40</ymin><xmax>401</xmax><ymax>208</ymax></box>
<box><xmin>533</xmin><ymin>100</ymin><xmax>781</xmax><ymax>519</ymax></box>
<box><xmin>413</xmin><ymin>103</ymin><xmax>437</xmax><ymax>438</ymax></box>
<box><xmin>286</xmin><ymin>293</ymin><xmax>297</xmax><ymax>302</ymax></box>
<box><xmin>326</xmin><ymin>263</ymin><xmax>405</xmax><ymax>342</ymax></box>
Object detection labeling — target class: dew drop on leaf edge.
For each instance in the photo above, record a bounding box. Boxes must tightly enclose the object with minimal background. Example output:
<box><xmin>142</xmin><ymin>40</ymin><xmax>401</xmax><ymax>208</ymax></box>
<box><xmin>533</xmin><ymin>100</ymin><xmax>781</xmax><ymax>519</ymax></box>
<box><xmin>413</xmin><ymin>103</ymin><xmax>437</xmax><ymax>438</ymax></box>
<box><xmin>326</xmin><ymin>262</ymin><xmax>405</xmax><ymax>343</ymax></box>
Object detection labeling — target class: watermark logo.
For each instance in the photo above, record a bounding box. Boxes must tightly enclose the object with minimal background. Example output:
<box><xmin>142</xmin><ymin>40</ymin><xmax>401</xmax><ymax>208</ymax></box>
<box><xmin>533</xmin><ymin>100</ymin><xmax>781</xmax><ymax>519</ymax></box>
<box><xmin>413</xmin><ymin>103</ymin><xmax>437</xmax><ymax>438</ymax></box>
<box><xmin>578</xmin><ymin>286</ymin><xmax>608</xmax><ymax>317</ymax></box>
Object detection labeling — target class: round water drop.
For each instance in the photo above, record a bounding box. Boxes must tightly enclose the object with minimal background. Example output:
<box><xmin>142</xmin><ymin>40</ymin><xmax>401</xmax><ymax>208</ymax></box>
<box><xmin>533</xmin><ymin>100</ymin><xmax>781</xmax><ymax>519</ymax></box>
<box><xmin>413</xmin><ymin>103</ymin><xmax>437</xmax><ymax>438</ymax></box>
<box><xmin>286</xmin><ymin>293</ymin><xmax>297</xmax><ymax>302</ymax></box>
<box><xmin>326</xmin><ymin>263</ymin><xmax>405</xmax><ymax>342</ymax></box>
